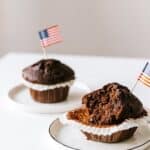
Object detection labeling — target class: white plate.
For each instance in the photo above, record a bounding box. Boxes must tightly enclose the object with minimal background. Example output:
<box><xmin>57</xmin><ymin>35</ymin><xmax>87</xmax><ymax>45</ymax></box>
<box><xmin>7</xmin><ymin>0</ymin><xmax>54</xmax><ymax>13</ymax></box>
<box><xmin>49</xmin><ymin>118</ymin><xmax>150</xmax><ymax>150</ymax></box>
<box><xmin>7</xmin><ymin>81</ymin><xmax>90</xmax><ymax>114</ymax></box>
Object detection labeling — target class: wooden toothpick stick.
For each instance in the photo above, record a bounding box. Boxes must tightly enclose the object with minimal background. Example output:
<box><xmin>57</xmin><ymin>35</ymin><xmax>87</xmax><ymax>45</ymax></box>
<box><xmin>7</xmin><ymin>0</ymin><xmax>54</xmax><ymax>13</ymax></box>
<box><xmin>42</xmin><ymin>47</ymin><xmax>47</xmax><ymax>59</ymax></box>
<box><xmin>131</xmin><ymin>80</ymin><xmax>139</xmax><ymax>92</ymax></box>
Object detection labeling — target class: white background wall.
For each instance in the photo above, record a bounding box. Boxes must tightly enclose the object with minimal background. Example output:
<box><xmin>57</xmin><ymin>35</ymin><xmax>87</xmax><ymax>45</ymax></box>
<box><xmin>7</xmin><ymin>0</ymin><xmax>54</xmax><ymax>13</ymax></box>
<box><xmin>1</xmin><ymin>0</ymin><xmax>150</xmax><ymax>58</ymax></box>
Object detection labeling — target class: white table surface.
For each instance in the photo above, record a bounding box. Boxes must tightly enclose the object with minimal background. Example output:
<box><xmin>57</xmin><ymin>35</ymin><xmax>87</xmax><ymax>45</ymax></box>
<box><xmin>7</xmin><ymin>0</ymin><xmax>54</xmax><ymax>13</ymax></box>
<box><xmin>0</xmin><ymin>53</ymin><xmax>150</xmax><ymax>150</ymax></box>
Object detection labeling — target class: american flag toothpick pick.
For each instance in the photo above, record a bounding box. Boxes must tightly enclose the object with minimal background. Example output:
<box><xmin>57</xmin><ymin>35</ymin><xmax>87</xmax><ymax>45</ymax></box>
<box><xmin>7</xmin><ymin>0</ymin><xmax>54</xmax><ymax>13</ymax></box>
<box><xmin>38</xmin><ymin>25</ymin><xmax>62</xmax><ymax>58</ymax></box>
<box><xmin>132</xmin><ymin>62</ymin><xmax>150</xmax><ymax>91</ymax></box>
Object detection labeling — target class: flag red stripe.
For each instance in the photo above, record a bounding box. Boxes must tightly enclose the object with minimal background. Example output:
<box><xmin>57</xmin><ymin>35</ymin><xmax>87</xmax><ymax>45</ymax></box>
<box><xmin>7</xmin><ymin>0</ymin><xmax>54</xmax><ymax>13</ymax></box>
<box><xmin>40</xmin><ymin>36</ymin><xmax>62</xmax><ymax>41</ymax></box>
<box><xmin>40</xmin><ymin>40</ymin><xmax>62</xmax><ymax>48</ymax></box>
<box><xmin>40</xmin><ymin>38</ymin><xmax>62</xmax><ymax>44</ymax></box>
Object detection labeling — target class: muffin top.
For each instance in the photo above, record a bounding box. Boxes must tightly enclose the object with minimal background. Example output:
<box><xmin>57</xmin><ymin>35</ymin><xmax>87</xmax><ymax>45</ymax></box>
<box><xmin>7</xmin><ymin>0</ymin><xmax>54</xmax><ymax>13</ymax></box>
<box><xmin>68</xmin><ymin>83</ymin><xmax>147</xmax><ymax>126</ymax></box>
<box><xmin>22</xmin><ymin>59</ymin><xmax>75</xmax><ymax>85</ymax></box>
<box><xmin>81</xmin><ymin>83</ymin><xmax>147</xmax><ymax>125</ymax></box>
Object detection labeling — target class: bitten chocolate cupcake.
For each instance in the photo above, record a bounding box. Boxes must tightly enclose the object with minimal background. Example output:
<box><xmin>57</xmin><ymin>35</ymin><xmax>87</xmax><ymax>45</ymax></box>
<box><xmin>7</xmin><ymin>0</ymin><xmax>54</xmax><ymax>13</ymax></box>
<box><xmin>61</xmin><ymin>83</ymin><xmax>148</xmax><ymax>143</ymax></box>
<box><xmin>22</xmin><ymin>59</ymin><xmax>75</xmax><ymax>103</ymax></box>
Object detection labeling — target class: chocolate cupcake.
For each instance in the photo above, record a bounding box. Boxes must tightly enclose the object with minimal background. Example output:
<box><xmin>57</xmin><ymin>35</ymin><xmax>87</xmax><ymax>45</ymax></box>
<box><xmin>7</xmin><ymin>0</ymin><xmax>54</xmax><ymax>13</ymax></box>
<box><xmin>61</xmin><ymin>83</ymin><xmax>148</xmax><ymax>143</ymax></box>
<box><xmin>22</xmin><ymin>59</ymin><xmax>75</xmax><ymax>103</ymax></box>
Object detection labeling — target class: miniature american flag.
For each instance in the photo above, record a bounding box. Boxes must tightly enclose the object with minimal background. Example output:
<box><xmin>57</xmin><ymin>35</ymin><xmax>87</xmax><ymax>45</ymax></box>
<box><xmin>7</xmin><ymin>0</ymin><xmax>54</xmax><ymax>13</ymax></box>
<box><xmin>38</xmin><ymin>25</ymin><xmax>62</xmax><ymax>48</ymax></box>
<box><xmin>138</xmin><ymin>62</ymin><xmax>150</xmax><ymax>87</ymax></box>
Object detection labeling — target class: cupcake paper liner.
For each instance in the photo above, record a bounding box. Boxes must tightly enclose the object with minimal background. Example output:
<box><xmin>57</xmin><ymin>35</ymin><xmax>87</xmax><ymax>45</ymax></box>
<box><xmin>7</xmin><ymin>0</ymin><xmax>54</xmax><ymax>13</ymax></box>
<box><xmin>82</xmin><ymin>127</ymin><xmax>137</xmax><ymax>143</ymax></box>
<box><xmin>30</xmin><ymin>86</ymin><xmax>69</xmax><ymax>103</ymax></box>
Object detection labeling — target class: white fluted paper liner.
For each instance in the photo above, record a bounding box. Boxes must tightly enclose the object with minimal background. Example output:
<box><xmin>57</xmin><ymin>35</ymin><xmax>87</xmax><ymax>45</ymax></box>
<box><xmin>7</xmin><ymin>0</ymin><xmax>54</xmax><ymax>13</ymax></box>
<box><xmin>22</xmin><ymin>79</ymin><xmax>74</xmax><ymax>91</ymax></box>
<box><xmin>60</xmin><ymin>113</ymin><xmax>148</xmax><ymax>136</ymax></box>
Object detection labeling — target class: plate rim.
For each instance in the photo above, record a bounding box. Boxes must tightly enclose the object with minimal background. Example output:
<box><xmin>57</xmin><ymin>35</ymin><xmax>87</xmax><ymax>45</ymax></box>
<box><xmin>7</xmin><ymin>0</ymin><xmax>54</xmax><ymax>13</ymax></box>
<box><xmin>49</xmin><ymin>118</ymin><xmax>80</xmax><ymax>150</ymax></box>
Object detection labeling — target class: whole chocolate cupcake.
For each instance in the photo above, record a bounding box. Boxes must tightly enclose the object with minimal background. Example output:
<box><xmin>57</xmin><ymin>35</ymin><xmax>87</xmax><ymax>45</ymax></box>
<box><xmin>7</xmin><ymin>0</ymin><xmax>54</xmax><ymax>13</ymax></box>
<box><xmin>22</xmin><ymin>59</ymin><xmax>75</xmax><ymax>103</ymax></box>
<box><xmin>61</xmin><ymin>83</ymin><xmax>148</xmax><ymax>143</ymax></box>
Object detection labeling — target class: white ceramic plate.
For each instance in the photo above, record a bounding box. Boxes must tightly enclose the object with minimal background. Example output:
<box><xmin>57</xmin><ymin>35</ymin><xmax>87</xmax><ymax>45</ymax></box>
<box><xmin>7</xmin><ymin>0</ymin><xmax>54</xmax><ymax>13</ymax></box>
<box><xmin>7</xmin><ymin>81</ymin><xmax>90</xmax><ymax>114</ymax></box>
<box><xmin>49</xmin><ymin>117</ymin><xmax>150</xmax><ymax>150</ymax></box>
